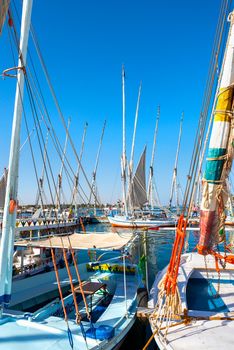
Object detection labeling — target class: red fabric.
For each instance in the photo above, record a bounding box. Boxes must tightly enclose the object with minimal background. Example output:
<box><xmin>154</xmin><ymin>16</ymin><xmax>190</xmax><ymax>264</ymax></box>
<box><xmin>198</xmin><ymin>210</ymin><xmax>219</xmax><ymax>255</ymax></box>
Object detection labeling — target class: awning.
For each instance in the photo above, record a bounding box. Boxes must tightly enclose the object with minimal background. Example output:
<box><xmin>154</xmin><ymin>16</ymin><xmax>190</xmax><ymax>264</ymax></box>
<box><xmin>14</xmin><ymin>232</ymin><xmax>134</xmax><ymax>250</ymax></box>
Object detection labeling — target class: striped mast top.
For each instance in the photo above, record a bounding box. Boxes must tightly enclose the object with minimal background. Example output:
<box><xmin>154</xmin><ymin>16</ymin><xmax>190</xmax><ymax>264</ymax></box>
<box><xmin>198</xmin><ymin>11</ymin><xmax>234</xmax><ymax>255</ymax></box>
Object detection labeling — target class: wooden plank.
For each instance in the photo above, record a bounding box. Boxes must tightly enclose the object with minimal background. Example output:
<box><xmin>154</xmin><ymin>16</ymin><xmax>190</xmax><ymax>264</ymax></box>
<box><xmin>74</xmin><ymin>281</ymin><xmax>106</xmax><ymax>295</ymax></box>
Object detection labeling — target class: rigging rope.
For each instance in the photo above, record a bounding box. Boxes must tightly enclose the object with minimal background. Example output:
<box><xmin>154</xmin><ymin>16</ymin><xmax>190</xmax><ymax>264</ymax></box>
<box><xmin>10</xmin><ymin>0</ymin><xmax>90</xmax><ymax>208</ymax></box>
<box><xmin>145</xmin><ymin>2</ymin><xmax>232</xmax><ymax>349</ymax></box>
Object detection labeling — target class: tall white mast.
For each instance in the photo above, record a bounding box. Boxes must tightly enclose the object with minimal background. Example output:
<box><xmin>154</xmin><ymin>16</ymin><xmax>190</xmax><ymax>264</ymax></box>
<box><xmin>73</xmin><ymin>122</ymin><xmax>88</xmax><ymax>215</ymax></box>
<box><xmin>129</xmin><ymin>82</ymin><xmax>142</xmax><ymax>184</ymax></box>
<box><xmin>169</xmin><ymin>112</ymin><xmax>184</xmax><ymax>214</ymax></box>
<box><xmin>147</xmin><ymin>106</ymin><xmax>160</xmax><ymax>208</ymax></box>
<box><xmin>89</xmin><ymin>120</ymin><xmax>106</xmax><ymax>215</ymax></box>
<box><xmin>56</xmin><ymin>117</ymin><xmax>70</xmax><ymax>211</ymax></box>
<box><xmin>0</xmin><ymin>0</ymin><xmax>33</xmax><ymax>309</ymax></box>
<box><xmin>35</xmin><ymin>131</ymin><xmax>49</xmax><ymax>207</ymax></box>
<box><xmin>121</xmin><ymin>65</ymin><xmax>128</xmax><ymax>216</ymax></box>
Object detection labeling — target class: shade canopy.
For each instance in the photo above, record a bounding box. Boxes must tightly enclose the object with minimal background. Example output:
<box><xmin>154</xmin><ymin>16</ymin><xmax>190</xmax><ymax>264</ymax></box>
<box><xmin>15</xmin><ymin>232</ymin><xmax>133</xmax><ymax>250</ymax></box>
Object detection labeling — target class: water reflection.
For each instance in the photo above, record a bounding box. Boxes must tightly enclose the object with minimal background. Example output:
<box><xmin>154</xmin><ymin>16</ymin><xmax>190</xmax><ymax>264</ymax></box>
<box><xmin>83</xmin><ymin>223</ymin><xmax>234</xmax><ymax>288</ymax></box>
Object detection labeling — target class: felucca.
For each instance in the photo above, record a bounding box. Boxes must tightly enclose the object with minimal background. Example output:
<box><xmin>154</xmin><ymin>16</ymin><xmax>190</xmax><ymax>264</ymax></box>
<box><xmin>147</xmin><ymin>5</ymin><xmax>234</xmax><ymax>350</ymax></box>
<box><xmin>108</xmin><ymin>68</ymin><xmax>176</xmax><ymax>228</ymax></box>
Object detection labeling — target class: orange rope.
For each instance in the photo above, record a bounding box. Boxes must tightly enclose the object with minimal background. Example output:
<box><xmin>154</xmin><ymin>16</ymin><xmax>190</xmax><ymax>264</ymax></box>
<box><xmin>60</xmin><ymin>237</ymin><xmax>81</xmax><ymax>323</ymax></box>
<box><xmin>67</xmin><ymin>236</ymin><xmax>91</xmax><ymax>320</ymax></box>
<box><xmin>49</xmin><ymin>244</ymin><xmax>68</xmax><ymax>321</ymax></box>
<box><xmin>210</xmin><ymin>250</ymin><xmax>234</xmax><ymax>265</ymax></box>
<box><xmin>164</xmin><ymin>215</ymin><xmax>187</xmax><ymax>295</ymax></box>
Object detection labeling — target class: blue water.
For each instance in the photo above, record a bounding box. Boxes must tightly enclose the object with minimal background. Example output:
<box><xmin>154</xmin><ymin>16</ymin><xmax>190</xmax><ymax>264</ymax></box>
<box><xmin>81</xmin><ymin>223</ymin><xmax>233</xmax><ymax>349</ymax></box>
<box><xmin>83</xmin><ymin>223</ymin><xmax>200</xmax><ymax>288</ymax></box>
<box><xmin>84</xmin><ymin>223</ymin><xmax>234</xmax><ymax>287</ymax></box>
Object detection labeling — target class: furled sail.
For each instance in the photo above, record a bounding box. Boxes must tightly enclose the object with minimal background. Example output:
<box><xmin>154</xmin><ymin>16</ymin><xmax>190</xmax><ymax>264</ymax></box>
<box><xmin>0</xmin><ymin>0</ymin><xmax>10</xmax><ymax>35</ymax></box>
<box><xmin>198</xmin><ymin>13</ymin><xmax>234</xmax><ymax>255</ymax></box>
<box><xmin>0</xmin><ymin>169</ymin><xmax>7</xmax><ymax>208</ymax></box>
<box><xmin>128</xmin><ymin>146</ymin><xmax>147</xmax><ymax>209</ymax></box>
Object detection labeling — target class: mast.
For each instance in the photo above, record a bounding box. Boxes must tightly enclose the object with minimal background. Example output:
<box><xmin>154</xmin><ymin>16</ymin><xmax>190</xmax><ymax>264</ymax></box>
<box><xmin>0</xmin><ymin>0</ymin><xmax>33</xmax><ymax>309</ymax></box>
<box><xmin>169</xmin><ymin>112</ymin><xmax>184</xmax><ymax>214</ymax></box>
<box><xmin>72</xmin><ymin>122</ymin><xmax>88</xmax><ymax>215</ymax></box>
<box><xmin>147</xmin><ymin>106</ymin><xmax>160</xmax><ymax>208</ymax></box>
<box><xmin>121</xmin><ymin>65</ymin><xmax>128</xmax><ymax>216</ymax></box>
<box><xmin>35</xmin><ymin>131</ymin><xmax>49</xmax><ymax>208</ymax></box>
<box><xmin>129</xmin><ymin>82</ymin><xmax>142</xmax><ymax>185</ymax></box>
<box><xmin>198</xmin><ymin>11</ymin><xmax>234</xmax><ymax>255</ymax></box>
<box><xmin>89</xmin><ymin>120</ymin><xmax>106</xmax><ymax>215</ymax></box>
<box><xmin>56</xmin><ymin>117</ymin><xmax>70</xmax><ymax>211</ymax></box>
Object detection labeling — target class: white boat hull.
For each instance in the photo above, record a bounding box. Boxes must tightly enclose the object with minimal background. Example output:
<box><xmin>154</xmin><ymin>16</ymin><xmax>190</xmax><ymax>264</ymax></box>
<box><xmin>148</xmin><ymin>252</ymin><xmax>234</xmax><ymax>350</ymax></box>
<box><xmin>1</xmin><ymin>264</ymin><xmax>141</xmax><ymax>350</ymax></box>
<box><xmin>108</xmin><ymin>215</ymin><xmax>176</xmax><ymax>228</ymax></box>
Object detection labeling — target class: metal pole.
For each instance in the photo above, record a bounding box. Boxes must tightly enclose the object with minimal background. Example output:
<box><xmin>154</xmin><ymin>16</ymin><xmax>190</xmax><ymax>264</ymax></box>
<box><xmin>56</xmin><ymin>117</ymin><xmax>71</xmax><ymax>211</ymax></box>
<box><xmin>73</xmin><ymin>122</ymin><xmax>88</xmax><ymax>216</ymax></box>
<box><xmin>89</xmin><ymin>120</ymin><xmax>106</xmax><ymax>213</ymax></box>
<box><xmin>143</xmin><ymin>231</ymin><xmax>149</xmax><ymax>293</ymax></box>
<box><xmin>147</xmin><ymin>106</ymin><xmax>160</xmax><ymax>208</ymax></box>
<box><xmin>0</xmin><ymin>0</ymin><xmax>33</xmax><ymax>309</ymax></box>
<box><xmin>123</xmin><ymin>253</ymin><xmax>128</xmax><ymax>317</ymax></box>
<box><xmin>169</xmin><ymin>112</ymin><xmax>184</xmax><ymax>213</ymax></box>
<box><xmin>35</xmin><ymin>131</ymin><xmax>49</xmax><ymax>207</ymax></box>
<box><xmin>121</xmin><ymin>65</ymin><xmax>128</xmax><ymax>216</ymax></box>
<box><xmin>129</xmin><ymin>83</ymin><xmax>142</xmax><ymax>182</ymax></box>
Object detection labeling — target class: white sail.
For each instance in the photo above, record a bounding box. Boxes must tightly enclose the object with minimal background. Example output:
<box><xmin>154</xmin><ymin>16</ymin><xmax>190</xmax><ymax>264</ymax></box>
<box><xmin>128</xmin><ymin>146</ymin><xmax>147</xmax><ymax>209</ymax></box>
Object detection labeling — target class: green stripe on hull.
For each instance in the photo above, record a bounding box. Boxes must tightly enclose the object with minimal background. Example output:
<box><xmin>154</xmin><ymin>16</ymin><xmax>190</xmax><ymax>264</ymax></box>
<box><xmin>204</xmin><ymin>148</ymin><xmax>226</xmax><ymax>182</ymax></box>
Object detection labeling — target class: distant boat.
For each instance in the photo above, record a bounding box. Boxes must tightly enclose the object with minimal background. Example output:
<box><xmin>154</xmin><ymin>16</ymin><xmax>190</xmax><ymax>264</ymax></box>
<box><xmin>108</xmin><ymin>147</ymin><xmax>176</xmax><ymax>228</ymax></box>
<box><xmin>0</xmin><ymin>170</ymin><xmax>80</xmax><ymax>237</ymax></box>
<box><xmin>108</xmin><ymin>69</ymin><xmax>176</xmax><ymax>229</ymax></box>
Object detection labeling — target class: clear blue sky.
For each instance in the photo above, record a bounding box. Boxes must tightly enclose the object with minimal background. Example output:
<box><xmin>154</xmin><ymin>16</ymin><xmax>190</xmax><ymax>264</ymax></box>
<box><xmin>0</xmin><ymin>0</ymin><xmax>229</xmax><ymax>205</ymax></box>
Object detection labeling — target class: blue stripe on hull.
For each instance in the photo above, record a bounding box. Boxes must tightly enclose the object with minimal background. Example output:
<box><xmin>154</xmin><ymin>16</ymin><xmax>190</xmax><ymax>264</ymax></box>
<box><xmin>204</xmin><ymin>148</ymin><xmax>226</xmax><ymax>182</ymax></box>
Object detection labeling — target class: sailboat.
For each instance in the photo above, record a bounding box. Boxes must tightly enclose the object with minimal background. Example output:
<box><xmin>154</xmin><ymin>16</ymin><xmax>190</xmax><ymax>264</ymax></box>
<box><xmin>0</xmin><ymin>126</ymin><xmax>80</xmax><ymax>239</ymax></box>
<box><xmin>0</xmin><ymin>1</ymin><xmax>143</xmax><ymax>349</ymax></box>
<box><xmin>108</xmin><ymin>71</ymin><xmax>176</xmax><ymax>228</ymax></box>
<box><xmin>147</xmin><ymin>5</ymin><xmax>234</xmax><ymax>350</ymax></box>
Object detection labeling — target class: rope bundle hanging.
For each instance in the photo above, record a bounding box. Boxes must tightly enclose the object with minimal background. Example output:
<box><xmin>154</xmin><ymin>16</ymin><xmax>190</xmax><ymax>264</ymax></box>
<box><xmin>142</xmin><ymin>2</ymin><xmax>232</xmax><ymax>350</ymax></box>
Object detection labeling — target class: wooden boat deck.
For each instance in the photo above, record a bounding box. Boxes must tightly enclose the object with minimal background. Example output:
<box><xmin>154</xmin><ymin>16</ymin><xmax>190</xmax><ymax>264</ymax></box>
<box><xmin>150</xmin><ymin>253</ymin><xmax>234</xmax><ymax>350</ymax></box>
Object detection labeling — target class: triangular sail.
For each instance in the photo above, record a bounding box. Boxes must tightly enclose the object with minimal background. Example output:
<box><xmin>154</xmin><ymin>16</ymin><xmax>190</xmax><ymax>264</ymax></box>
<box><xmin>128</xmin><ymin>146</ymin><xmax>147</xmax><ymax>209</ymax></box>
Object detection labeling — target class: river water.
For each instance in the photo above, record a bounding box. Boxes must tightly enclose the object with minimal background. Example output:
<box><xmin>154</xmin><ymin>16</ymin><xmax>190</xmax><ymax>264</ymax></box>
<box><xmin>82</xmin><ymin>223</ymin><xmax>203</xmax><ymax>349</ymax></box>
<box><xmin>83</xmin><ymin>222</ymin><xmax>234</xmax><ymax>349</ymax></box>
